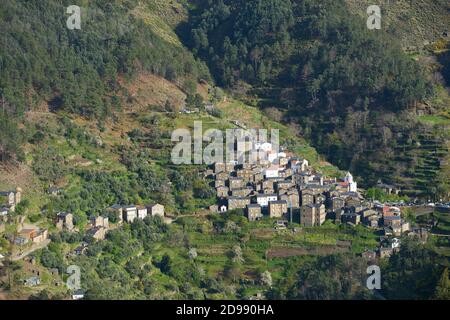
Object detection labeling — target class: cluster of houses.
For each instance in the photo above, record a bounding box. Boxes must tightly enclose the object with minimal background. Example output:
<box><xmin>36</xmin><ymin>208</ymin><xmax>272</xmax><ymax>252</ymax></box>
<box><xmin>106</xmin><ymin>203</ymin><xmax>165</xmax><ymax>223</ymax></box>
<box><xmin>14</xmin><ymin>226</ymin><xmax>49</xmax><ymax>246</ymax></box>
<box><xmin>56</xmin><ymin>211</ymin><xmax>110</xmax><ymax>241</ymax></box>
<box><xmin>6</xmin><ymin>215</ymin><xmax>49</xmax><ymax>247</ymax></box>
<box><xmin>56</xmin><ymin>203</ymin><xmax>165</xmax><ymax>243</ymax></box>
<box><xmin>205</xmin><ymin>142</ymin><xmax>411</xmax><ymax>240</ymax></box>
<box><xmin>0</xmin><ymin>187</ymin><xmax>22</xmax><ymax>217</ymax></box>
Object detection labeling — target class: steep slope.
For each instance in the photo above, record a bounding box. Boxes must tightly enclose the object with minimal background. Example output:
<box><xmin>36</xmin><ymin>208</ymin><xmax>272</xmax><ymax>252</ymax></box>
<box><xmin>0</xmin><ymin>0</ymin><xmax>341</xmax><ymax>212</ymax></box>
<box><xmin>345</xmin><ymin>0</ymin><xmax>450</xmax><ymax>48</ymax></box>
<box><xmin>183</xmin><ymin>0</ymin><xmax>450</xmax><ymax>199</ymax></box>
<box><xmin>0</xmin><ymin>0</ymin><xmax>210</xmax><ymax>161</ymax></box>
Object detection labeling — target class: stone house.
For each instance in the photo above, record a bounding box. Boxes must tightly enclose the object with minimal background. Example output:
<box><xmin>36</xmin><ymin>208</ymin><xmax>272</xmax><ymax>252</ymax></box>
<box><xmin>279</xmin><ymin>157</ymin><xmax>289</xmax><ymax>167</ymax></box>
<box><xmin>18</xmin><ymin>228</ymin><xmax>35</xmax><ymax>242</ymax></box>
<box><xmin>301</xmin><ymin>204</ymin><xmax>315</xmax><ymax>227</ymax></box>
<box><xmin>216</xmin><ymin>172</ymin><xmax>229</xmax><ymax>181</ymax></box>
<box><xmin>56</xmin><ymin>212</ymin><xmax>74</xmax><ymax>231</ymax></box>
<box><xmin>297</xmin><ymin>172</ymin><xmax>313</xmax><ymax>185</ymax></box>
<box><xmin>345</xmin><ymin>197</ymin><xmax>361</xmax><ymax>208</ymax></box>
<box><xmin>253</xmin><ymin>182</ymin><xmax>262</xmax><ymax>192</ymax></box>
<box><xmin>90</xmin><ymin>215</ymin><xmax>109</xmax><ymax>229</ymax></box>
<box><xmin>279</xmin><ymin>168</ymin><xmax>293</xmax><ymax>178</ymax></box>
<box><xmin>73</xmin><ymin>243</ymin><xmax>88</xmax><ymax>255</ymax></box>
<box><xmin>137</xmin><ymin>206</ymin><xmax>148</xmax><ymax>219</ymax></box>
<box><xmin>17</xmin><ymin>228</ymin><xmax>47</xmax><ymax>244</ymax></box>
<box><xmin>203</xmin><ymin>169</ymin><xmax>214</xmax><ymax>178</ymax></box>
<box><xmin>263</xmin><ymin>188</ymin><xmax>275</xmax><ymax>195</ymax></box>
<box><xmin>279</xmin><ymin>191</ymin><xmax>300</xmax><ymax>209</ymax></box>
<box><xmin>301</xmin><ymin>204</ymin><xmax>326</xmax><ymax>227</ymax></box>
<box><xmin>0</xmin><ymin>187</ymin><xmax>22</xmax><ymax>212</ymax></box>
<box><xmin>365</xmin><ymin>214</ymin><xmax>380</xmax><ymax>228</ymax></box>
<box><xmin>315</xmin><ymin>204</ymin><xmax>326</xmax><ymax>226</ymax></box>
<box><xmin>229</xmin><ymin>177</ymin><xmax>244</xmax><ymax>190</ymax></box>
<box><xmin>383</xmin><ymin>215</ymin><xmax>401</xmax><ymax>228</ymax></box>
<box><xmin>276</xmin><ymin>181</ymin><xmax>292</xmax><ymax>192</ymax></box>
<box><xmin>253</xmin><ymin>173</ymin><xmax>264</xmax><ymax>184</ymax></box>
<box><xmin>341</xmin><ymin>212</ymin><xmax>360</xmax><ymax>225</ymax></box>
<box><xmin>214</xmin><ymin>162</ymin><xmax>226</xmax><ymax>173</ymax></box>
<box><xmin>107</xmin><ymin>204</ymin><xmax>123</xmax><ymax>224</ymax></box>
<box><xmin>231</xmin><ymin>188</ymin><xmax>253</xmax><ymax>198</ymax></box>
<box><xmin>237</xmin><ymin>169</ymin><xmax>253</xmax><ymax>182</ymax></box>
<box><xmin>261</xmin><ymin>179</ymin><xmax>274</xmax><ymax>191</ymax></box>
<box><xmin>315</xmin><ymin>194</ymin><xmax>326</xmax><ymax>205</ymax></box>
<box><xmin>378</xmin><ymin>247</ymin><xmax>394</xmax><ymax>259</ymax></box>
<box><xmin>0</xmin><ymin>191</ymin><xmax>14</xmax><ymax>206</ymax></box>
<box><xmin>301</xmin><ymin>190</ymin><xmax>315</xmax><ymax>206</ymax></box>
<box><xmin>361</xmin><ymin>250</ymin><xmax>377</xmax><ymax>261</ymax></box>
<box><xmin>225</xmin><ymin>162</ymin><xmax>235</xmax><ymax>172</ymax></box>
<box><xmin>147</xmin><ymin>203</ymin><xmax>165</xmax><ymax>217</ymax></box>
<box><xmin>269</xmin><ymin>200</ymin><xmax>288</xmax><ymax>218</ymax></box>
<box><xmin>360</xmin><ymin>209</ymin><xmax>377</xmax><ymax>219</ymax></box>
<box><xmin>215</xmin><ymin>179</ymin><xmax>225</xmax><ymax>188</ymax></box>
<box><xmin>216</xmin><ymin>186</ymin><xmax>229</xmax><ymax>198</ymax></box>
<box><xmin>87</xmin><ymin>226</ymin><xmax>107</xmax><ymax>241</ymax></box>
<box><xmin>32</xmin><ymin>229</ymin><xmax>48</xmax><ymax>244</ymax></box>
<box><xmin>123</xmin><ymin>205</ymin><xmax>137</xmax><ymax>222</ymax></box>
<box><xmin>334</xmin><ymin>208</ymin><xmax>343</xmax><ymax>223</ymax></box>
<box><xmin>227</xmin><ymin>197</ymin><xmax>251</xmax><ymax>210</ymax></box>
<box><xmin>376</xmin><ymin>180</ymin><xmax>399</xmax><ymax>195</ymax></box>
<box><xmin>401</xmin><ymin>221</ymin><xmax>410</xmax><ymax>233</ymax></box>
<box><xmin>330</xmin><ymin>197</ymin><xmax>345</xmax><ymax>212</ymax></box>
<box><xmin>246</xmin><ymin>204</ymin><xmax>262</xmax><ymax>221</ymax></box>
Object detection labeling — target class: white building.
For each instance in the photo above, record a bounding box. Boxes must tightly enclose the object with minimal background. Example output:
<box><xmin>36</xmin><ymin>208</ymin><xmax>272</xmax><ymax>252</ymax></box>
<box><xmin>344</xmin><ymin>172</ymin><xmax>358</xmax><ymax>192</ymax></box>
<box><xmin>264</xmin><ymin>165</ymin><xmax>279</xmax><ymax>178</ymax></box>
<box><xmin>256</xmin><ymin>194</ymin><xmax>278</xmax><ymax>207</ymax></box>
<box><xmin>72</xmin><ymin>289</ymin><xmax>85</xmax><ymax>300</ymax></box>
<box><xmin>391</xmin><ymin>238</ymin><xmax>401</xmax><ymax>249</ymax></box>
<box><xmin>0</xmin><ymin>207</ymin><xmax>8</xmax><ymax>216</ymax></box>
<box><xmin>290</xmin><ymin>158</ymin><xmax>309</xmax><ymax>172</ymax></box>
<box><xmin>137</xmin><ymin>206</ymin><xmax>148</xmax><ymax>219</ymax></box>
<box><xmin>123</xmin><ymin>206</ymin><xmax>137</xmax><ymax>223</ymax></box>
<box><xmin>254</xmin><ymin>142</ymin><xmax>273</xmax><ymax>153</ymax></box>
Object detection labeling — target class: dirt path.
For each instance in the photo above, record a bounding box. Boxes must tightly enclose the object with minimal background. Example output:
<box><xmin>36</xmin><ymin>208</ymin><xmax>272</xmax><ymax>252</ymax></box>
<box><xmin>11</xmin><ymin>239</ymin><xmax>50</xmax><ymax>261</ymax></box>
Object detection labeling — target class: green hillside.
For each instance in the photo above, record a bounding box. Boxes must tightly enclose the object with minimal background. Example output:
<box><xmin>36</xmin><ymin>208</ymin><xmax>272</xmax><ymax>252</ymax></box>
<box><xmin>345</xmin><ymin>0</ymin><xmax>450</xmax><ymax>48</ymax></box>
<box><xmin>184</xmin><ymin>0</ymin><xmax>450</xmax><ymax>199</ymax></box>
<box><xmin>0</xmin><ymin>0</ymin><xmax>449</xmax><ymax>301</ymax></box>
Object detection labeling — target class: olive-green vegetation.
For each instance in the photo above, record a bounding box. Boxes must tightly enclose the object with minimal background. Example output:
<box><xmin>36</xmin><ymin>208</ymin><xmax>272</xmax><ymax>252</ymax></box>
<box><xmin>1</xmin><ymin>0</ymin><xmax>450</xmax><ymax>300</ymax></box>
<box><xmin>26</xmin><ymin>214</ymin><xmax>449</xmax><ymax>300</ymax></box>
<box><xmin>0</xmin><ymin>0</ymin><xmax>210</xmax><ymax>161</ymax></box>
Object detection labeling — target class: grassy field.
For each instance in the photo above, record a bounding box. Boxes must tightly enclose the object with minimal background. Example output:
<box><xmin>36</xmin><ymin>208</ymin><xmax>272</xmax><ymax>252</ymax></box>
<box><xmin>418</xmin><ymin>115</ymin><xmax>450</xmax><ymax>126</ymax></box>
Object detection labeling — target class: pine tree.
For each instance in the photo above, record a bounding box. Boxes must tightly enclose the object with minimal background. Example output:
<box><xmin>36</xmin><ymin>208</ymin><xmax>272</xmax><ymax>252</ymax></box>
<box><xmin>434</xmin><ymin>267</ymin><xmax>450</xmax><ymax>300</ymax></box>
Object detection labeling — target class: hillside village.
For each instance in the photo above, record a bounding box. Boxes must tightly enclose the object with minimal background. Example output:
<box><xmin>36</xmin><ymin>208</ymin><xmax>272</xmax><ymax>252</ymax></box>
<box><xmin>203</xmin><ymin>140</ymin><xmax>426</xmax><ymax>258</ymax></box>
<box><xmin>1</xmin><ymin>129</ymin><xmax>436</xmax><ymax>294</ymax></box>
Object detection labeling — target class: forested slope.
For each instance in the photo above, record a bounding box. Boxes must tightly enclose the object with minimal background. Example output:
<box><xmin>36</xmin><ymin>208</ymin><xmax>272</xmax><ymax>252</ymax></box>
<box><xmin>184</xmin><ymin>0</ymin><xmax>449</xmax><ymax>198</ymax></box>
<box><xmin>0</xmin><ymin>0</ymin><xmax>210</xmax><ymax>161</ymax></box>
